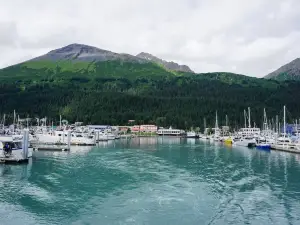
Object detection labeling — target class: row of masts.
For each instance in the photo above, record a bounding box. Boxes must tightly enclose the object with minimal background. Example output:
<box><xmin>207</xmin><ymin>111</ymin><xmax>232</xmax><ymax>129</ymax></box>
<box><xmin>1</xmin><ymin>111</ymin><xmax>66</xmax><ymax>130</ymax></box>
<box><xmin>205</xmin><ymin>106</ymin><xmax>299</xmax><ymax>136</ymax></box>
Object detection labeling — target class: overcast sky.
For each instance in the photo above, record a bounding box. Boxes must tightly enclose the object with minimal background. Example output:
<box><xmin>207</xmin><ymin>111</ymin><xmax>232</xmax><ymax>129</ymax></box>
<box><xmin>0</xmin><ymin>0</ymin><xmax>299</xmax><ymax>77</ymax></box>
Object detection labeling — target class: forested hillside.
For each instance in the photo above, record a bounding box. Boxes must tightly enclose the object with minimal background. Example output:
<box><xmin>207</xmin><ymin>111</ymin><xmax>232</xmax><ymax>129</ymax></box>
<box><xmin>0</xmin><ymin>44</ymin><xmax>299</xmax><ymax>129</ymax></box>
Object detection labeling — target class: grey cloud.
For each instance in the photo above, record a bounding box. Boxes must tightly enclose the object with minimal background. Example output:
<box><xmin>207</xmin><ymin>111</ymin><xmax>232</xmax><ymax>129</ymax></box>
<box><xmin>0</xmin><ymin>0</ymin><xmax>300</xmax><ymax>77</ymax></box>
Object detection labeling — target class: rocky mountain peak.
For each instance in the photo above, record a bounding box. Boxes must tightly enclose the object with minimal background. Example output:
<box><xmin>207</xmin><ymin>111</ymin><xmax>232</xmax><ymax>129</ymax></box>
<box><xmin>49</xmin><ymin>43</ymin><xmax>101</xmax><ymax>54</ymax></box>
<box><xmin>136</xmin><ymin>52</ymin><xmax>194</xmax><ymax>73</ymax></box>
<box><xmin>265</xmin><ymin>58</ymin><xmax>300</xmax><ymax>81</ymax></box>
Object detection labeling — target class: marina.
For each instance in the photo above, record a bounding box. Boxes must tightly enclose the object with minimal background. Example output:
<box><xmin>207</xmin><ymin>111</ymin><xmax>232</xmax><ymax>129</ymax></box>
<box><xmin>1</xmin><ymin>105</ymin><xmax>300</xmax><ymax>156</ymax></box>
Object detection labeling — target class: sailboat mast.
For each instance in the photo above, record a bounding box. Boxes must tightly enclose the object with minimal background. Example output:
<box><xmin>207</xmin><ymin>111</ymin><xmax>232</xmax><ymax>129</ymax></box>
<box><xmin>248</xmin><ymin>107</ymin><xmax>251</xmax><ymax>128</ymax></box>
<box><xmin>296</xmin><ymin>119</ymin><xmax>298</xmax><ymax>137</ymax></box>
<box><xmin>284</xmin><ymin>105</ymin><xmax>286</xmax><ymax>137</ymax></box>
<box><xmin>215</xmin><ymin>111</ymin><xmax>218</xmax><ymax>129</ymax></box>
<box><xmin>276</xmin><ymin>115</ymin><xmax>279</xmax><ymax>133</ymax></box>
<box><xmin>215</xmin><ymin>111</ymin><xmax>218</xmax><ymax>137</ymax></box>
<box><xmin>226</xmin><ymin>115</ymin><xmax>228</xmax><ymax>127</ymax></box>
<box><xmin>60</xmin><ymin>115</ymin><xmax>62</xmax><ymax>128</ymax></box>
<box><xmin>244</xmin><ymin>110</ymin><xmax>247</xmax><ymax>128</ymax></box>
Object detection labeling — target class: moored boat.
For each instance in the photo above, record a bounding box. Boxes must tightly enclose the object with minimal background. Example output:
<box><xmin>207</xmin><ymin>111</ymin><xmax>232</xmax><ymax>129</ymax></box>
<box><xmin>186</xmin><ymin>131</ymin><xmax>199</xmax><ymax>138</ymax></box>
<box><xmin>256</xmin><ymin>143</ymin><xmax>271</xmax><ymax>151</ymax></box>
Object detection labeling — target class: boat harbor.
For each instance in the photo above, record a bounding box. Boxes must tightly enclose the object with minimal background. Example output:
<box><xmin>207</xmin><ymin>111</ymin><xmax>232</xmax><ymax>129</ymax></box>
<box><xmin>0</xmin><ymin>105</ymin><xmax>300</xmax><ymax>163</ymax></box>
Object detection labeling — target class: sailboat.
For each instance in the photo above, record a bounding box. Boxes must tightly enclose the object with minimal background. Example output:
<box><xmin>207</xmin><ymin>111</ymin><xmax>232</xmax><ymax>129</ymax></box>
<box><xmin>272</xmin><ymin>106</ymin><xmax>296</xmax><ymax>151</ymax></box>
<box><xmin>210</xmin><ymin>111</ymin><xmax>220</xmax><ymax>142</ymax></box>
<box><xmin>257</xmin><ymin>109</ymin><xmax>273</xmax><ymax>150</ymax></box>
<box><xmin>233</xmin><ymin>107</ymin><xmax>257</xmax><ymax>148</ymax></box>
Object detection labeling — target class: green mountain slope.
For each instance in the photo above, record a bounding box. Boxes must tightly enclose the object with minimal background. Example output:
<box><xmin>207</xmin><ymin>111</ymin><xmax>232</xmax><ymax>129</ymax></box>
<box><xmin>0</xmin><ymin>44</ymin><xmax>299</xmax><ymax>129</ymax></box>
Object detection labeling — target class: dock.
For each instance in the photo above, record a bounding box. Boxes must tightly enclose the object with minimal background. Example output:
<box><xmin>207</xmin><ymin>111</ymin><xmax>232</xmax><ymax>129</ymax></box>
<box><xmin>271</xmin><ymin>145</ymin><xmax>300</xmax><ymax>154</ymax></box>
<box><xmin>33</xmin><ymin>145</ymin><xmax>70</xmax><ymax>151</ymax></box>
<box><xmin>0</xmin><ymin>157</ymin><xmax>29</xmax><ymax>164</ymax></box>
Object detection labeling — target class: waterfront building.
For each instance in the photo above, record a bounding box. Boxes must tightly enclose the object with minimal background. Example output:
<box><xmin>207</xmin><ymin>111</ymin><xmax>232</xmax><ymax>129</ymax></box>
<box><xmin>131</xmin><ymin>125</ymin><xmax>158</xmax><ymax>133</ymax></box>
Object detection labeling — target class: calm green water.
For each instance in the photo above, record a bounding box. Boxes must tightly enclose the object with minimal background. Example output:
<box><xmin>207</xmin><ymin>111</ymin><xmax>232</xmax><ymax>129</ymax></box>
<box><xmin>1</xmin><ymin>137</ymin><xmax>300</xmax><ymax>225</ymax></box>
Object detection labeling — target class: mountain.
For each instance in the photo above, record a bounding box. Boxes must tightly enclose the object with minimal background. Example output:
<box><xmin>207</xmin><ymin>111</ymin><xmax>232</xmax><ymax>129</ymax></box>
<box><xmin>136</xmin><ymin>52</ymin><xmax>194</xmax><ymax>73</ymax></box>
<box><xmin>30</xmin><ymin>43</ymin><xmax>146</xmax><ymax>63</ymax></box>
<box><xmin>1</xmin><ymin>43</ymin><xmax>300</xmax><ymax>129</ymax></box>
<box><xmin>0</xmin><ymin>43</ymin><xmax>179</xmax><ymax>81</ymax></box>
<box><xmin>265</xmin><ymin>58</ymin><xmax>300</xmax><ymax>81</ymax></box>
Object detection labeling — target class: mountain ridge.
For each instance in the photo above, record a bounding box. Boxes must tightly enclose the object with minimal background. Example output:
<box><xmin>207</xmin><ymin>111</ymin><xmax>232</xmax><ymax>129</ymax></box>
<box><xmin>265</xmin><ymin>58</ymin><xmax>300</xmax><ymax>81</ymax></box>
<box><xmin>29</xmin><ymin>43</ymin><xmax>147</xmax><ymax>63</ymax></box>
<box><xmin>136</xmin><ymin>52</ymin><xmax>194</xmax><ymax>73</ymax></box>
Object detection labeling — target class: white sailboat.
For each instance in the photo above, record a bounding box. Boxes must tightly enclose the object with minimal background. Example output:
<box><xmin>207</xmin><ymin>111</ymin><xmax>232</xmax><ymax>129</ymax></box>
<box><xmin>233</xmin><ymin>107</ymin><xmax>257</xmax><ymax>147</ymax></box>
<box><xmin>272</xmin><ymin>106</ymin><xmax>297</xmax><ymax>151</ymax></box>
<box><xmin>210</xmin><ymin>111</ymin><xmax>220</xmax><ymax>142</ymax></box>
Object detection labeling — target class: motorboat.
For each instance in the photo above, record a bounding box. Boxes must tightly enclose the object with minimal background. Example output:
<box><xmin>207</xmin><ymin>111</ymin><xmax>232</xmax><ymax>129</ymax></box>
<box><xmin>0</xmin><ymin>134</ymin><xmax>32</xmax><ymax>158</ymax></box>
<box><xmin>186</xmin><ymin>131</ymin><xmax>199</xmax><ymax>138</ymax></box>
<box><xmin>233</xmin><ymin>137</ymin><xmax>256</xmax><ymax>148</ymax></box>
<box><xmin>34</xmin><ymin>130</ymin><xmax>95</xmax><ymax>145</ymax></box>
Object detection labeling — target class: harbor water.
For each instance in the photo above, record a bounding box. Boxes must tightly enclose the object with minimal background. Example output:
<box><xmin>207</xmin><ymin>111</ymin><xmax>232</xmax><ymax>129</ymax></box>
<box><xmin>1</xmin><ymin>137</ymin><xmax>300</xmax><ymax>225</ymax></box>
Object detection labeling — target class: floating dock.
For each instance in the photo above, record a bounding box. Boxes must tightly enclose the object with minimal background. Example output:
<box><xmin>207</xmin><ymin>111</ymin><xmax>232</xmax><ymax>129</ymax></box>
<box><xmin>0</xmin><ymin>157</ymin><xmax>29</xmax><ymax>164</ymax></box>
<box><xmin>33</xmin><ymin>145</ymin><xmax>70</xmax><ymax>151</ymax></box>
<box><xmin>271</xmin><ymin>145</ymin><xmax>300</xmax><ymax>154</ymax></box>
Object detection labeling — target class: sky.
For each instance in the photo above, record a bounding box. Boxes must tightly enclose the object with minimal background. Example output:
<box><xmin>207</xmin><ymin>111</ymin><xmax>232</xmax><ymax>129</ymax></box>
<box><xmin>0</xmin><ymin>0</ymin><xmax>300</xmax><ymax>77</ymax></box>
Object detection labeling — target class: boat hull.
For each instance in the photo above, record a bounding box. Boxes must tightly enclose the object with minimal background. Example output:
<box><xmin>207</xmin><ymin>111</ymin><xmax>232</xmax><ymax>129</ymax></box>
<box><xmin>256</xmin><ymin>144</ymin><xmax>271</xmax><ymax>151</ymax></box>
<box><xmin>234</xmin><ymin>139</ymin><xmax>256</xmax><ymax>148</ymax></box>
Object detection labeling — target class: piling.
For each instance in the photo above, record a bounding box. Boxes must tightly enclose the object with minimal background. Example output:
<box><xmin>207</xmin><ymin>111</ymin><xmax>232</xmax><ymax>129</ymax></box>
<box><xmin>67</xmin><ymin>130</ymin><xmax>71</xmax><ymax>149</ymax></box>
<box><xmin>22</xmin><ymin>129</ymin><xmax>29</xmax><ymax>159</ymax></box>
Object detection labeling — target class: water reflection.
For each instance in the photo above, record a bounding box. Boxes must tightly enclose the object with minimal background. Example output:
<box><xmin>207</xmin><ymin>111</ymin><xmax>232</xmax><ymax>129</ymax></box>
<box><xmin>0</xmin><ymin>160</ymin><xmax>32</xmax><ymax>178</ymax></box>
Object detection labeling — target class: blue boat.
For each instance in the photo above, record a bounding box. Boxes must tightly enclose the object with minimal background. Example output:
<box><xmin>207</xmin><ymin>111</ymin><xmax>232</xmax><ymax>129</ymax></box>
<box><xmin>256</xmin><ymin>143</ymin><xmax>271</xmax><ymax>151</ymax></box>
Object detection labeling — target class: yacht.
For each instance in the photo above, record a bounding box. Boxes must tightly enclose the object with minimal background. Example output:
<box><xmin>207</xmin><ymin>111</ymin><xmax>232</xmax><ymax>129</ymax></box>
<box><xmin>233</xmin><ymin>136</ymin><xmax>257</xmax><ymax>148</ymax></box>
